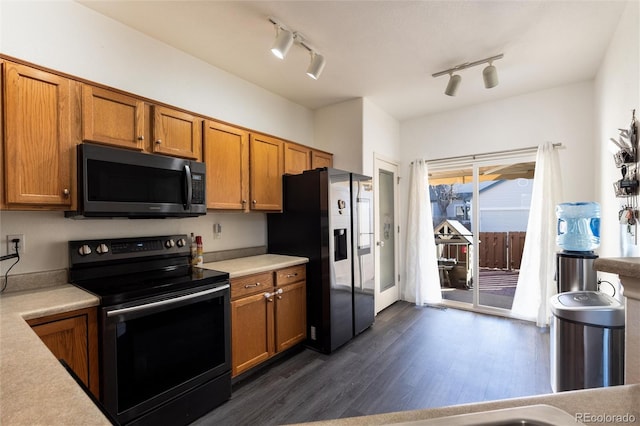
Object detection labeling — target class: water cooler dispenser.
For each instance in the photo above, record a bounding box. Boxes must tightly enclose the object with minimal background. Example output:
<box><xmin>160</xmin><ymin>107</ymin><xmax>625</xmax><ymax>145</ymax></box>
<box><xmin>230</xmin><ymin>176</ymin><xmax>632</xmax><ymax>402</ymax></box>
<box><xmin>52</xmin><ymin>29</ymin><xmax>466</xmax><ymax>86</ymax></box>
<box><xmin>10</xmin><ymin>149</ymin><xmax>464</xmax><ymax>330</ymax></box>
<box><xmin>555</xmin><ymin>201</ymin><xmax>600</xmax><ymax>293</ymax></box>
<box><xmin>550</xmin><ymin>202</ymin><xmax>625</xmax><ymax>392</ymax></box>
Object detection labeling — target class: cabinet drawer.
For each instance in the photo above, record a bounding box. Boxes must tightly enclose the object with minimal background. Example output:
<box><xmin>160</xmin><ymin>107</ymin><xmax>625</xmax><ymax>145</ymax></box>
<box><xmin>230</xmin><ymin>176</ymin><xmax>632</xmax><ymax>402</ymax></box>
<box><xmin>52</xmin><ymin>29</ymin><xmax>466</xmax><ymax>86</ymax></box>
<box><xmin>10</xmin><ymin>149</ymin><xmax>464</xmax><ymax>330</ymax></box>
<box><xmin>231</xmin><ymin>272</ymin><xmax>274</xmax><ymax>300</ymax></box>
<box><xmin>275</xmin><ymin>265</ymin><xmax>306</xmax><ymax>286</ymax></box>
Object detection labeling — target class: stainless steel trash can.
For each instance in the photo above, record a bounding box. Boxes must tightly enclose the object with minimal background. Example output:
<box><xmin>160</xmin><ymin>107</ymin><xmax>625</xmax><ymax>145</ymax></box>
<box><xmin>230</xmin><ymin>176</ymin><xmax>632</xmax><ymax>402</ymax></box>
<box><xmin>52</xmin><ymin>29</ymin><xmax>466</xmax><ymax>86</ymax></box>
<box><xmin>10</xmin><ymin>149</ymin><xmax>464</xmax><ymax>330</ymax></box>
<box><xmin>550</xmin><ymin>291</ymin><xmax>625</xmax><ymax>392</ymax></box>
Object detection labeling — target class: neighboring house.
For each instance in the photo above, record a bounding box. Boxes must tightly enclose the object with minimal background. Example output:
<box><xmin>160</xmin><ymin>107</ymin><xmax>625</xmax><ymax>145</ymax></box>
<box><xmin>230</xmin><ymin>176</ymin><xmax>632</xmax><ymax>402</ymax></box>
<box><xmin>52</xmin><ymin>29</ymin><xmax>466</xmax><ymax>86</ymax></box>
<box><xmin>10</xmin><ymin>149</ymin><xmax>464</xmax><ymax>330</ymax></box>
<box><xmin>430</xmin><ymin>179</ymin><xmax>533</xmax><ymax>232</ymax></box>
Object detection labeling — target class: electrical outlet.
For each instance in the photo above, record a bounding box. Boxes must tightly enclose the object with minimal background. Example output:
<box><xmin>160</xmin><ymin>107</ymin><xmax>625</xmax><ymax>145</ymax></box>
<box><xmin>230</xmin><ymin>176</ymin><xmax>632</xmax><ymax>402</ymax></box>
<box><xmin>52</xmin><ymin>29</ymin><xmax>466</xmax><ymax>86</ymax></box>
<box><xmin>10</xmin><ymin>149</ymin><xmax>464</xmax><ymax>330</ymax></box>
<box><xmin>7</xmin><ymin>234</ymin><xmax>25</xmax><ymax>254</ymax></box>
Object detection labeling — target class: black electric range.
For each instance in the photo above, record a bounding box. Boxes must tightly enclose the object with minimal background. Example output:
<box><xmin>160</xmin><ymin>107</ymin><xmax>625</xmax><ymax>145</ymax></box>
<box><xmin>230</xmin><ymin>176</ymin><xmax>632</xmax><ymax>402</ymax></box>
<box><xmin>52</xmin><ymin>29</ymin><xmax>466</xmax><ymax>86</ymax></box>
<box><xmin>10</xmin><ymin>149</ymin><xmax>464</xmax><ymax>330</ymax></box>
<box><xmin>68</xmin><ymin>235</ymin><xmax>231</xmax><ymax>426</ymax></box>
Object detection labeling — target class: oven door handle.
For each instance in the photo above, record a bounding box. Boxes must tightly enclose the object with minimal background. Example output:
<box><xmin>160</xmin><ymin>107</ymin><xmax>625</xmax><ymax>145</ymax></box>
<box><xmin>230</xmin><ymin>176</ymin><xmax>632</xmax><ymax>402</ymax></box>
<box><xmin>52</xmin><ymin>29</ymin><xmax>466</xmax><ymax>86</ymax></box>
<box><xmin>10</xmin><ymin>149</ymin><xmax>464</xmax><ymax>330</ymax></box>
<box><xmin>106</xmin><ymin>284</ymin><xmax>229</xmax><ymax>318</ymax></box>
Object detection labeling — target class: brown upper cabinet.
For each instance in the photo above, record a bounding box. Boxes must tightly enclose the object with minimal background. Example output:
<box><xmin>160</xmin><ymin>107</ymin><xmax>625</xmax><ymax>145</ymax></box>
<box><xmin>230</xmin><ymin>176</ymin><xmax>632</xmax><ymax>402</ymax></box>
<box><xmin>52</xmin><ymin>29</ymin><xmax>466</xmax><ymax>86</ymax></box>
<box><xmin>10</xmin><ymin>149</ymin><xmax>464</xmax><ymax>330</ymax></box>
<box><xmin>203</xmin><ymin>120</ymin><xmax>250</xmax><ymax>210</ymax></box>
<box><xmin>3</xmin><ymin>61</ymin><xmax>75</xmax><ymax>208</ymax></box>
<box><xmin>152</xmin><ymin>106</ymin><xmax>202</xmax><ymax>160</ymax></box>
<box><xmin>1</xmin><ymin>57</ymin><xmax>332</xmax><ymax>212</ymax></box>
<box><xmin>284</xmin><ymin>143</ymin><xmax>333</xmax><ymax>175</ymax></box>
<box><xmin>311</xmin><ymin>150</ymin><xmax>333</xmax><ymax>169</ymax></box>
<box><xmin>284</xmin><ymin>142</ymin><xmax>311</xmax><ymax>175</ymax></box>
<box><xmin>250</xmin><ymin>133</ymin><xmax>284</xmax><ymax>211</ymax></box>
<box><xmin>204</xmin><ymin>124</ymin><xmax>284</xmax><ymax>212</ymax></box>
<box><xmin>81</xmin><ymin>84</ymin><xmax>145</xmax><ymax>150</ymax></box>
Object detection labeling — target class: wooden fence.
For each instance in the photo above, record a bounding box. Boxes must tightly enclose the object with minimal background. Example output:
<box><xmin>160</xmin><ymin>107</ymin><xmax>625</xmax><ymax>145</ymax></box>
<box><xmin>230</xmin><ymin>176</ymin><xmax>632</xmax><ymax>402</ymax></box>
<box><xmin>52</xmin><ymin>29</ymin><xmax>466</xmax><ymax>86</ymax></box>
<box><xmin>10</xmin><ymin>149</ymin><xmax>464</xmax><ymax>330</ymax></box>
<box><xmin>479</xmin><ymin>232</ymin><xmax>526</xmax><ymax>270</ymax></box>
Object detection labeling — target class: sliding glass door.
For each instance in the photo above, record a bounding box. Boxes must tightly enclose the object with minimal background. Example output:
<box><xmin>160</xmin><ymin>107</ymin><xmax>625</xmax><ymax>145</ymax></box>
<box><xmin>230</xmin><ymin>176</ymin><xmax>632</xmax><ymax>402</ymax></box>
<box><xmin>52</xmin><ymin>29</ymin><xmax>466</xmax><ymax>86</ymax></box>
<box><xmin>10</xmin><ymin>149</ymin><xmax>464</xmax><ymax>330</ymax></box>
<box><xmin>429</xmin><ymin>154</ymin><xmax>536</xmax><ymax>313</ymax></box>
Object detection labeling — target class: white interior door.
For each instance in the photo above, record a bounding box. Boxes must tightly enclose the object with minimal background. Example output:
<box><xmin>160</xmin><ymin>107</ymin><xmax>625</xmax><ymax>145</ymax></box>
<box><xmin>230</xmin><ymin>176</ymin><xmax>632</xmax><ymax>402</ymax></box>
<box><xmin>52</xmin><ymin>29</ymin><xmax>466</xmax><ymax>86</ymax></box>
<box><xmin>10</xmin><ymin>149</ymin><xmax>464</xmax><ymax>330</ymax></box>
<box><xmin>374</xmin><ymin>156</ymin><xmax>399</xmax><ymax>313</ymax></box>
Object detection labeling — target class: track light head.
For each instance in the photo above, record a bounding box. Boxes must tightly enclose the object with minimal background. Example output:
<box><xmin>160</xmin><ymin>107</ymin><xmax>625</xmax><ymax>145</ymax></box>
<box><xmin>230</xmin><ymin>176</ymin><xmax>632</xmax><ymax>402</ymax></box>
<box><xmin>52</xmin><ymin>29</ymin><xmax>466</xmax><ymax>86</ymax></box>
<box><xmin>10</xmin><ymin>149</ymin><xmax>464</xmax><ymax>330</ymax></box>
<box><xmin>306</xmin><ymin>52</ymin><xmax>326</xmax><ymax>80</ymax></box>
<box><xmin>483</xmin><ymin>63</ymin><xmax>499</xmax><ymax>89</ymax></box>
<box><xmin>271</xmin><ymin>26</ymin><xmax>294</xmax><ymax>60</ymax></box>
<box><xmin>445</xmin><ymin>74</ymin><xmax>461</xmax><ymax>96</ymax></box>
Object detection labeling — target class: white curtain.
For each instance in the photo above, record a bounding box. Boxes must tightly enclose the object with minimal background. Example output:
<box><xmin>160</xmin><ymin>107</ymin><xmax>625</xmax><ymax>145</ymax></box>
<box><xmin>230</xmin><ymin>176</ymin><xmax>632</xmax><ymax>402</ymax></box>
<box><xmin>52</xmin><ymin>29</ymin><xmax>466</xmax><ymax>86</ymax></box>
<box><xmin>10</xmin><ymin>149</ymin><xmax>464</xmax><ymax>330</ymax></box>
<box><xmin>511</xmin><ymin>142</ymin><xmax>563</xmax><ymax>327</ymax></box>
<box><xmin>405</xmin><ymin>160</ymin><xmax>442</xmax><ymax>305</ymax></box>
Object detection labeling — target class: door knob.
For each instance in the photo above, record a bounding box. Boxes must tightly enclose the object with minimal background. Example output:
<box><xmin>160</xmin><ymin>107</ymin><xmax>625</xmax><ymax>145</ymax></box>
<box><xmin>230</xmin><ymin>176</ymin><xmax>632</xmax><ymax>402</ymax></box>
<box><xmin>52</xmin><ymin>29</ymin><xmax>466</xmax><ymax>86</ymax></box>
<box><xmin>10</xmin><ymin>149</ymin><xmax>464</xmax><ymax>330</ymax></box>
<box><xmin>377</xmin><ymin>241</ymin><xmax>385</xmax><ymax>247</ymax></box>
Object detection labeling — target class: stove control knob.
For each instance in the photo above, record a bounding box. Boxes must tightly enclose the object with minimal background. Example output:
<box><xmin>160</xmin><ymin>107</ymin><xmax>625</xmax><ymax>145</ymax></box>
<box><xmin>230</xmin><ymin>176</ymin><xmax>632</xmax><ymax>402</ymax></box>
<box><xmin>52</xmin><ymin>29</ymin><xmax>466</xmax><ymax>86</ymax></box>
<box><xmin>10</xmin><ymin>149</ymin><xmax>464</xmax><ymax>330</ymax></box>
<box><xmin>78</xmin><ymin>244</ymin><xmax>92</xmax><ymax>256</ymax></box>
<box><xmin>165</xmin><ymin>239</ymin><xmax>175</xmax><ymax>249</ymax></box>
<box><xmin>96</xmin><ymin>243</ymin><xmax>109</xmax><ymax>255</ymax></box>
<box><xmin>176</xmin><ymin>238</ymin><xmax>186</xmax><ymax>248</ymax></box>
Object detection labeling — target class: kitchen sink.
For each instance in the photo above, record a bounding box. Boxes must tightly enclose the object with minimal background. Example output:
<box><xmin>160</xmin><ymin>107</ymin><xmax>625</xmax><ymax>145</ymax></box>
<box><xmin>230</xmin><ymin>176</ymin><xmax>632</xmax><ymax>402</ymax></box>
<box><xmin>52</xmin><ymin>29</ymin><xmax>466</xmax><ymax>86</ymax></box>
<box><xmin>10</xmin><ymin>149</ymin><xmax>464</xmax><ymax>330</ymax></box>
<box><xmin>390</xmin><ymin>405</ymin><xmax>581</xmax><ymax>425</ymax></box>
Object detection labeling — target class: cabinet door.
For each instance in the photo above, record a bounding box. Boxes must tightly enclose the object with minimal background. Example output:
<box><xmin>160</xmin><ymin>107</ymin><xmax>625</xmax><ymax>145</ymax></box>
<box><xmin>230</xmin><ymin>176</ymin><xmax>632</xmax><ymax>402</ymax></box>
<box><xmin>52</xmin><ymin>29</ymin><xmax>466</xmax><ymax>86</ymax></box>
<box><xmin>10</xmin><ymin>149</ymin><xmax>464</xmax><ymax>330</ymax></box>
<box><xmin>275</xmin><ymin>280</ymin><xmax>307</xmax><ymax>352</ymax></box>
<box><xmin>284</xmin><ymin>143</ymin><xmax>311</xmax><ymax>175</ymax></box>
<box><xmin>249</xmin><ymin>134</ymin><xmax>283</xmax><ymax>211</ymax></box>
<box><xmin>27</xmin><ymin>307</ymin><xmax>99</xmax><ymax>398</ymax></box>
<box><xmin>231</xmin><ymin>292</ymin><xmax>274</xmax><ymax>377</ymax></box>
<box><xmin>3</xmin><ymin>62</ymin><xmax>73</xmax><ymax>206</ymax></box>
<box><xmin>311</xmin><ymin>150</ymin><xmax>333</xmax><ymax>169</ymax></box>
<box><xmin>152</xmin><ymin>106</ymin><xmax>202</xmax><ymax>160</ymax></box>
<box><xmin>82</xmin><ymin>84</ymin><xmax>145</xmax><ymax>150</ymax></box>
<box><xmin>203</xmin><ymin>120</ymin><xmax>249</xmax><ymax>210</ymax></box>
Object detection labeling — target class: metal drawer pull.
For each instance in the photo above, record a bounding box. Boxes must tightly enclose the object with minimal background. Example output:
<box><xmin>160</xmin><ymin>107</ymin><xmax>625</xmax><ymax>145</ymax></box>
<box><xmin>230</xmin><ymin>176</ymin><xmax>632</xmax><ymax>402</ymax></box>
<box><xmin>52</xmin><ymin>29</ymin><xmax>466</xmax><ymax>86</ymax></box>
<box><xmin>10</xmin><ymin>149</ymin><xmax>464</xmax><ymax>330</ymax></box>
<box><xmin>286</xmin><ymin>273</ymin><xmax>298</xmax><ymax>278</ymax></box>
<box><xmin>107</xmin><ymin>284</ymin><xmax>229</xmax><ymax>317</ymax></box>
<box><xmin>244</xmin><ymin>282</ymin><xmax>261</xmax><ymax>288</ymax></box>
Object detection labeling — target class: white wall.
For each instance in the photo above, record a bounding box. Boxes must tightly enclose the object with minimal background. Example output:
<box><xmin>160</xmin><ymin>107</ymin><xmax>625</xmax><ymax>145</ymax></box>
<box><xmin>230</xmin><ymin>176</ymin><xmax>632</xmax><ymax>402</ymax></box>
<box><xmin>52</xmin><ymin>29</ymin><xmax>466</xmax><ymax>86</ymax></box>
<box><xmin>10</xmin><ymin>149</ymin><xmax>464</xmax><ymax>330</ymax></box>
<box><xmin>594</xmin><ymin>0</ymin><xmax>640</xmax><ymax>259</ymax></box>
<box><xmin>401</xmin><ymin>81</ymin><xmax>596</xmax><ymax>202</ymax></box>
<box><xmin>0</xmin><ymin>0</ymin><xmax>315</xmax><ymax>274</ymax></box>
<box><xmin>362</xmin><ymin>98</ymin><xmax>401</xmax><ymax>177</ymax></box>
<box><xmin>314</xmin><ymin>98</ymin><xmax>364</xmax><ymax>173</ymax></box>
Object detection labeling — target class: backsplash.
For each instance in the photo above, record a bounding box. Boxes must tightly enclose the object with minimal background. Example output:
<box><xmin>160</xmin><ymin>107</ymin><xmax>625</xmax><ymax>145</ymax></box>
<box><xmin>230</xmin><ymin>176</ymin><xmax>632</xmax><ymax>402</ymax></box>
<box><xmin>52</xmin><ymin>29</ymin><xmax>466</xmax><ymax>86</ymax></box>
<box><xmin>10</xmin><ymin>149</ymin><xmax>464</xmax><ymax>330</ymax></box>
<box><xmin>0</xmin><ymin>245</ymin><xmax>267</xmax><ymax>294</ymax></box>
<box><xmin>0</xmin><ymin>210</ymin><xmax>268</xmax><ymax>276</ymax></box>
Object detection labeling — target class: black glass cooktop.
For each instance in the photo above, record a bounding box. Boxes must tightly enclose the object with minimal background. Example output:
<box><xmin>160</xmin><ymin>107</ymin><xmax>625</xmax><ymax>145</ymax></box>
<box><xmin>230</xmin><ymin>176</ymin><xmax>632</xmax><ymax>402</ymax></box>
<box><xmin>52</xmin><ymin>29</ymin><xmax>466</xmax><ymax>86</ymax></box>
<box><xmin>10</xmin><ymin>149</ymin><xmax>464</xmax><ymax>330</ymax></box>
<box><xmin>72</xmin><ymin>265</ymin><xmax>229</xmax><ymax>306</ymax></box>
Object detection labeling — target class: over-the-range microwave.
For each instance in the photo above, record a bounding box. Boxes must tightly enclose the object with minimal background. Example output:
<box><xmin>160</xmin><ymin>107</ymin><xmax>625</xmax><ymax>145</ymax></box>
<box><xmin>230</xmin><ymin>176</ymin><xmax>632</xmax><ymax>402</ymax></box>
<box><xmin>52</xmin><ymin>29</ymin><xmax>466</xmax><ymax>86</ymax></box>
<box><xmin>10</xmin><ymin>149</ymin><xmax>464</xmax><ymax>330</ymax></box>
<box><xmin>66</xmin><ymin>143</ymin><xmax>206</xmax><ymax>218</ymax></box>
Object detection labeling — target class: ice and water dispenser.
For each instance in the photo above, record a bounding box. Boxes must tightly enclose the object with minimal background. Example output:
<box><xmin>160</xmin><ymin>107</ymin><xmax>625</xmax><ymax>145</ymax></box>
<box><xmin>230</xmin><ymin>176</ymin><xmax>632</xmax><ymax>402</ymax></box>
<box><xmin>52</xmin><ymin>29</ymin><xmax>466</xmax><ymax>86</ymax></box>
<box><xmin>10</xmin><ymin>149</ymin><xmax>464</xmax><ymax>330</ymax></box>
<box><xmin>550</xmin><ymin>202</ymin><xmax>625</xmax><ymax>392</ymax></box>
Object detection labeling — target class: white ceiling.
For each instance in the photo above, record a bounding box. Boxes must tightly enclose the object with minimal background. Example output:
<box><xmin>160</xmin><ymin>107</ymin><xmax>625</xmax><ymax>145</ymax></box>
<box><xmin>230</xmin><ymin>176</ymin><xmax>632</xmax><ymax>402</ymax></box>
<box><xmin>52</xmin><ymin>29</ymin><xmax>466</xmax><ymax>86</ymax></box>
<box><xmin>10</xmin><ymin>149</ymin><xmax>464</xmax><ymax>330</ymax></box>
<box><xmin>77</xmin><ymin>0</ymin><xmax>627</xmax><ymax>121</ymax></box>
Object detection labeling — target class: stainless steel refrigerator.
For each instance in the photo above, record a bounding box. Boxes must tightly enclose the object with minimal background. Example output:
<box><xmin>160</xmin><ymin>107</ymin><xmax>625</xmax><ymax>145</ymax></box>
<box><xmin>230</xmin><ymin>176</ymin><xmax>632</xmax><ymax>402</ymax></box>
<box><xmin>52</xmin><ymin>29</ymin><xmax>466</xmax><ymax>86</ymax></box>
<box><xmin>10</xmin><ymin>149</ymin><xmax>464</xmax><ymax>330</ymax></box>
<box><xmin>267</xmin><ymin>168</ymin><xmax>375</xmax><ymax>354</ymax></box>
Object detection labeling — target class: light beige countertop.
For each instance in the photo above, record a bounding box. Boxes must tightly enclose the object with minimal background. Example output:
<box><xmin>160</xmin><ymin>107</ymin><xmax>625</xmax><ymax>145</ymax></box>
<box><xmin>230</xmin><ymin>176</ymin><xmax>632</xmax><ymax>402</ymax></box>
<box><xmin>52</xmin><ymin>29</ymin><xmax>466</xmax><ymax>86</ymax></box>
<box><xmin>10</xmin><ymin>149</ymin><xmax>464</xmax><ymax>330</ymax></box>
<box><xmin>295</xmin><ymin>384</ymin><xmax>640</xmax><ymax>425</ymax></box>
<box><xmin>0</xmin><ymin>285</ymin><xmax>111</xmax><ymax>426</ymax></box>
<box><xmin>200</xmin><ymin>253</ymin><xmax>308</xmax><ymax>278</ymax></box>
<box><xmin>594</xmin><ymin>257</ymin><xmax>640</xmax><ymax>278</ymax></box>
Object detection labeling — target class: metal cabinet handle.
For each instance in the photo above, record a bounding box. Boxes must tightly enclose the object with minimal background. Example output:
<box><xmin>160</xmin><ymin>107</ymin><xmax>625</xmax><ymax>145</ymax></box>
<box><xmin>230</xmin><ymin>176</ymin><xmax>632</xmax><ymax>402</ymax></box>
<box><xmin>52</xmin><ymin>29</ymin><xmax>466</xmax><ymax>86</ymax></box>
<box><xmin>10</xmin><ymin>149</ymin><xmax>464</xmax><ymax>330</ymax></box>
<box><xmin>252</xmin><ymin>200</ymin><xmax>257</xmax><ymax>204</ymax></box>
<box><xmin>242</xmin><ymin>200</ymin><xmax>247</xmax><ymax>204</ymax></box>
<box><xmin>244</xmin><ymin>282</ymin><xmax>261</xmax><ymax>288</ymax></box>
<box><xmin>264</xmin><ymin>288</ymin><xmax>283</xmax><ymax>300</ymax></box>
<box><xmin>63</xmin><ymin>188</ymin><xmax>70</xmax><ymax>196</ymax></box>
<box><xmin>286</xmin><ymin>273</ymin><xmax>298</xmax><ymax>278</ymax></box>
<box><xmin>138</xmin><ymin>135</ymin><xmax>145</xmax><ymax>141</ymax></box>
<box><xmin>155</xmin><ymin>139</ymin><xmax>162</xmax><ymax>144</ymax></box>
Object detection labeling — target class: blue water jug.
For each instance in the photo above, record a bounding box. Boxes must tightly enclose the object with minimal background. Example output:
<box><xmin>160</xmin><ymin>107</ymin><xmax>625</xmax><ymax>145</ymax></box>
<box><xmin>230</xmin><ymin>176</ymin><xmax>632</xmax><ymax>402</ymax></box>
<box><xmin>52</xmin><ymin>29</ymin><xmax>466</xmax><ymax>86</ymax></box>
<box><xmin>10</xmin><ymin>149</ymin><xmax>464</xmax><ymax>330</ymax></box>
<box><xmin>556</xmin><ymin>202</ymin><xmax>600</xmax><ymax>252</ymax></box>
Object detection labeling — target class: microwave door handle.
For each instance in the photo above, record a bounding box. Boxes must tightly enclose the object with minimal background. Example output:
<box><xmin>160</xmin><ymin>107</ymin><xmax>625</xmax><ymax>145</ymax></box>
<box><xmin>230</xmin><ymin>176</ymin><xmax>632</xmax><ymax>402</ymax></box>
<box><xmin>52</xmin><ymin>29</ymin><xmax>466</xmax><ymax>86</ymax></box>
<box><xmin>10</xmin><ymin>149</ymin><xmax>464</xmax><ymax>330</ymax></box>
<box><xmin>184</xmin><ymin>164</ymin><xmax>192</xmax><ymax>210</ymax></box>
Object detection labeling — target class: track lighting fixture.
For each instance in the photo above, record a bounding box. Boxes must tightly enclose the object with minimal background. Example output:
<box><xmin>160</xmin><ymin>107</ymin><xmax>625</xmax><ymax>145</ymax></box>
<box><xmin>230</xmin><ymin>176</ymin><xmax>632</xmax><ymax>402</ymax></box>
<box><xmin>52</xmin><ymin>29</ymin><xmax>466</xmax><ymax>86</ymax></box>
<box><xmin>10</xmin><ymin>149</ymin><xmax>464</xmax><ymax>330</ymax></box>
<box><xmin>433</xmin><ymin>54</ymin><xmax>504</xmax><ymax>96</ymax></box>
<box><xmin>268</xmin><ymin>17</ymin><xmax>326</xmax><ymax>80</ymax></box>
<box><xmin>306</xmin><ymin>51</ymin><xmax>326</xmax><ymax>80</ymax></box>
<box><xmin>444</xmin><ymin>74</ymin><xmax>461</xmax><ymax>96</ymax></box>
<box><xmin>271</xmin><ymin>26</ymin><xmax>294</xmax><ymax>60</ymax></box>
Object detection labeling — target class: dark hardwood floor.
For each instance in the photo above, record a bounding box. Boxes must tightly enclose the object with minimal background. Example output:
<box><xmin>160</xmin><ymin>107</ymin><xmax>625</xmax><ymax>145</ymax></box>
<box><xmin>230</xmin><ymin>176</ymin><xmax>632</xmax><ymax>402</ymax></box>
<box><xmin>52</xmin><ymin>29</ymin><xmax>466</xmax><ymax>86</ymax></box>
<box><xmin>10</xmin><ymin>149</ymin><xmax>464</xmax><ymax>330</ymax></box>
<box><xmin>193</xmin><ymin>301</ymin><xmax>551</xmax><ymax>426</ymax></box>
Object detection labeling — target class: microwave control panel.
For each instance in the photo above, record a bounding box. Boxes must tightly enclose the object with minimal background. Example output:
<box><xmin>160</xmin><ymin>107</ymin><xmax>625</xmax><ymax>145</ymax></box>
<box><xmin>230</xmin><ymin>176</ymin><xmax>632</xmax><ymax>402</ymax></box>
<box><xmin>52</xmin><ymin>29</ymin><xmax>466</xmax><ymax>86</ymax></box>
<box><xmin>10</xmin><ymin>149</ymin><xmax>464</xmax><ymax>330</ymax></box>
<box><xmin>192</xmin><ymin>173</ymin><xmax>205</xmax><ymax>203</ymax></box>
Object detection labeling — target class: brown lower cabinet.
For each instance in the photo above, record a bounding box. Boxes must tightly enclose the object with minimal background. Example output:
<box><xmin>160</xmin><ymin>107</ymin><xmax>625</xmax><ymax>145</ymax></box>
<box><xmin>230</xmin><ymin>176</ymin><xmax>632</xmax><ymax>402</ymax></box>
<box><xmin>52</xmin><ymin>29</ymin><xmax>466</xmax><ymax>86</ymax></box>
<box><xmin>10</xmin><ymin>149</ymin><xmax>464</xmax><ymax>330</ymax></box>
<box><xmin>231</xmin><ymin>264</ymin><xmax>306</xmax><ymax>378</ymax></box>
<box><xmin>27</xmin><ymin>307</ymin><xmax>99</xmax><ymax>398</ymax></box>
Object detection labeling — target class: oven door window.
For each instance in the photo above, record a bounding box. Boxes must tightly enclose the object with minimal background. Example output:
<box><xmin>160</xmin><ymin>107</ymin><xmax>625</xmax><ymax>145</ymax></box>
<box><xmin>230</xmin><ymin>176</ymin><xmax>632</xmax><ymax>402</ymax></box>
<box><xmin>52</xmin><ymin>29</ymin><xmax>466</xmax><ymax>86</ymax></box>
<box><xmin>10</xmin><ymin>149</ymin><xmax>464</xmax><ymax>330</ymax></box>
<box><xmin>114</xmin><ymin>296</ymin><xmax>227</xmax><ymax>412</ymax></box>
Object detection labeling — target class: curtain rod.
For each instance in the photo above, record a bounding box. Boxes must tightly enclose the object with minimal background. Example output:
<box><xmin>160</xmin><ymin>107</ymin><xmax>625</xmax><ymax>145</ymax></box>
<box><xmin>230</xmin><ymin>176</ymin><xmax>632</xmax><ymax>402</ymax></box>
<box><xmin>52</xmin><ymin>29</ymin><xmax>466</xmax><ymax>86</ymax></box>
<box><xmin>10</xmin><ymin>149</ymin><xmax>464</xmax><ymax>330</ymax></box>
<box><xmin>423</xmin><ymin>143</ymin><xmax>563</xmax><ymax>165</ymax></box>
